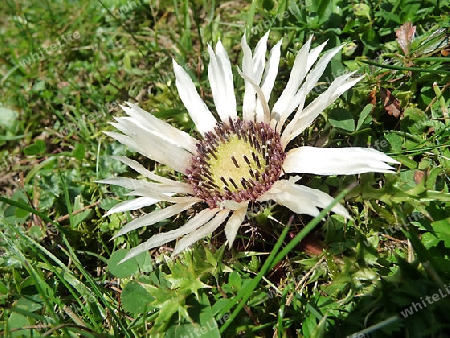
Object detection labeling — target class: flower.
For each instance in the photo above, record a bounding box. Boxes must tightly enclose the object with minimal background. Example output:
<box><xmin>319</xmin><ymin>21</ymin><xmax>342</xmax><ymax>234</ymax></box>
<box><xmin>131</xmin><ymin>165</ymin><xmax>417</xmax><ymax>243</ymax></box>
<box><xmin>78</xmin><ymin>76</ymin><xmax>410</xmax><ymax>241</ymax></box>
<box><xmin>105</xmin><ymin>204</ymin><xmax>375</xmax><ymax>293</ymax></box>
<box><xmin>100</xmin><ymin>32</ymin><xmax>398</xmax><ymax>261</ymax></box>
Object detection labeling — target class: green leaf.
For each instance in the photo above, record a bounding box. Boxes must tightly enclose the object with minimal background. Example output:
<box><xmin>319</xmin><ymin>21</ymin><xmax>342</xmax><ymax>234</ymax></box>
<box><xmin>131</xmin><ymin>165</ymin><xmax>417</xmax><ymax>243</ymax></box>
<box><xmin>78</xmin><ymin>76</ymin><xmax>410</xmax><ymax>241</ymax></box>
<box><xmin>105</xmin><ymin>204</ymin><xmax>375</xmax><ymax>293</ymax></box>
<box><xmin>3</xmin><ymin>191</ymin><xmax>31</xmax><ymax>222</ymax></box>
<box><xmin>8</xmin><ymin>313</ymin><xmax>32</xmax><ymax>338</ymax></box>
<box><xmin>355</xmin><ymin>103</ymin><xmax>373</xmax><ymax>131</ymax></box>
<box><xmin>23</xmin><ymin>139</ymin><xmax>46</xmax><ymax>156</ymax></box>
<box><xmin>165</xmin><ymin>292</ymin><xmax>220</xmax><ymax>338</ymax></box>
<box><xmin>430</xmin><ymin>218</ymin><xmax>450</xmax><ymax>248</ymax></box>
<box><xmin>72</xmin><ymin>195</ymin><xmax>91</xmax><ymax>226</ymax></box>
<box><xmin>385</xmin><ymin>133</ymin><xmax>403</xmax><ymax>152</ymax></box>
<box><xmin>121</xmin><ymin>280</ymin><xmax>153</xmax><ymax>315</ymax></box>
<box><xmin>32</xmin><ymin>81</ymin><xmax>46</xmax><ymax>91</ymax></box>
<box><xmin>0</xmin><ymin>134</ymin><xmax>24</xmax><ymax>141</ymax></box>
<box><xmin>262</xmin><ymin>0</ymin><xmax>274</xmax><ymax>11</ymax></box>
<box><xmin>228</xmin><ymin>271</ymin><xmax>242</xmax><ymax>289</ymax></box>
<box><xmin>142</xmin><ymin>282</ymin><xmax>193</xmax><ymax>332</ymax></box>
<box><xmin>316</xmin><ymin>0</ymin><xmax>333</xmax><ymax>23</ymax></box>
<box><xmin>311</xmin><ymin>315</ymin><xmax>328</xmax><ymax>338</ymax></box>
<box><xmin>395</xmin><ymin>155</ymin><xmax>417</xmax><ymax>169</ymax></box>
<box><xmin>137</xmin><ymin>248</ymin><xmax>219</xmax><ymax>333</ymax></box>
<box><xmin>73</xmin><ymin>143</ymin><xmax>85</xmax><ymax>161</ymax></box>
<box><xmin>353</xmin><ymin>3</ymin><xmax>371</xmax><ymax>20</ymax></box>
<box><xmin>402</xmin><ymin>107</ymin><xmax>427</xmax><ymax>133</ymax></box>
<box><xmin>303</xmin><ymin>313</ymin><xmax>318</xmax><ymax>337</ymax></box>
<box><xmin>135</xmin><ymin>250</ymin><xmax>153</xmax><ymax>273</ymax></box>
<box><xmin>421</xmin><ymin>232</ymin><xmax>441</xmax><ymax>249</ymax></box>
<box><xmin>328</xmin><ymin>109</ymin><xmax>355</xmax><ymax>132</ymax></box>
<box><xmin>108</xmin><ymin>249</ymin><xmax>140</xmax><ymax>278</ymax></box>
<box><xmin>15</xmin><ymin>203</ymin><xmax>31</xmax><ymax>219</ymax></box>
<box><xmin>0</xmin><ymin>281</ymin><xmax>8</xmax><ymax>294</ymax></box>
<box><xmin>15</xmin><ymin>296</ymin><xmax>43</xmax><ymax>312</ymax></box>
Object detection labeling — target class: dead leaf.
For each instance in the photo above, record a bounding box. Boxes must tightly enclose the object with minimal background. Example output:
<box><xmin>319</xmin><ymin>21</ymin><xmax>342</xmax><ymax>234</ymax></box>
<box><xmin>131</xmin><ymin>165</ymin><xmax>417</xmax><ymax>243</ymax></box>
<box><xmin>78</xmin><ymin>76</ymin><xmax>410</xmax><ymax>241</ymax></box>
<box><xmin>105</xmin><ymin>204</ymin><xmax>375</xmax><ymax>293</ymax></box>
<box><xmin>369</xmin><ymin>87</ymin><xmax>377</xmax><ymax>106</ymax></box>
<box><xmin>380</xmin><ymin>87</ymin><xmax>404</xmax><ymax>118</ymax></box>
<box><xmin>414</xmin><ymin>170</ymin><xmax>425</xmax><ymax>184</ymax></box>
<box><xmin>294</xmin><ymin>233</ymin><xmax>324</xmax><ymax>256</ymax></box>
<box><xmin>396</xmin><ymin>22</ymin><xmax>416</xmax><ymax>55</ymax></box>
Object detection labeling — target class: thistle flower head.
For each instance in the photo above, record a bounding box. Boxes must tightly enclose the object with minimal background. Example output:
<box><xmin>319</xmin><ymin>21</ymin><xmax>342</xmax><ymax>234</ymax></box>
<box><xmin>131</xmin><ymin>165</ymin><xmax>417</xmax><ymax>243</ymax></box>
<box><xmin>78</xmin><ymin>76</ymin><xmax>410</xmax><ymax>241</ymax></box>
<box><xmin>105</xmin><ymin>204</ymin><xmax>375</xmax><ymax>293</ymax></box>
<box><xmin>187</xmin><ymin>117</ymin><xmax>285</xmax><ymax>208</ymax></box>
<box><xmin>100</xmin><ymin>32</ymin><xmax>399</xmax><ymax>261</ymax></box>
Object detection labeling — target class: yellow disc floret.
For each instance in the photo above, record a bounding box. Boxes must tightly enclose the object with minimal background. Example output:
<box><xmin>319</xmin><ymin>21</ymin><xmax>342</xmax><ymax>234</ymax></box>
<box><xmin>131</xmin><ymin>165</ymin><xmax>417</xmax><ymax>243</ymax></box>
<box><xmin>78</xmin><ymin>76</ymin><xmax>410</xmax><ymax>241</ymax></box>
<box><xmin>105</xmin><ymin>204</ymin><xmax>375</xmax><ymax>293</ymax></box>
<box><xmin>208</xmin><ymin>135</ymin><xmax>266</xmax><ymax>193</ymax></box>
<box><xmin>187</xmin><ymin>118</ymin><xmax>285</xmax><ymax>209</ymax></box>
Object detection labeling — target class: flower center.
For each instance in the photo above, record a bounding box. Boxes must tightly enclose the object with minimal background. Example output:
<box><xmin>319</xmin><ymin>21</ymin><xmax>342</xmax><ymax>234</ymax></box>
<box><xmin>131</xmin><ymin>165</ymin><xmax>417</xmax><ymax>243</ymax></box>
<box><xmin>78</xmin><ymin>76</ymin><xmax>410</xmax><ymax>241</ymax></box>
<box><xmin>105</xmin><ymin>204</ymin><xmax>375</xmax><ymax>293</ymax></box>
<box><xmin>186</xmin><ymin>118</ymin><xmax>285</xmax><ymax>208</ymax></box>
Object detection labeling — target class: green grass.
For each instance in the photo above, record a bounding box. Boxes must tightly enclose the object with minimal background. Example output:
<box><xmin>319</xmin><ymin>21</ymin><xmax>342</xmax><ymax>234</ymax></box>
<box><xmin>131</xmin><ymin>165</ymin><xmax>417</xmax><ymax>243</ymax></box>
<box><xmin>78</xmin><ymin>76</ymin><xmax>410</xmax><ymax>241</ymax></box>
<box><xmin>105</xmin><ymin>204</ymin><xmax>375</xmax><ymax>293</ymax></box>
<box><xmin>1</xmin><ymin>0</ymin><xmax>450</xmax><ymax>337</ymax></box>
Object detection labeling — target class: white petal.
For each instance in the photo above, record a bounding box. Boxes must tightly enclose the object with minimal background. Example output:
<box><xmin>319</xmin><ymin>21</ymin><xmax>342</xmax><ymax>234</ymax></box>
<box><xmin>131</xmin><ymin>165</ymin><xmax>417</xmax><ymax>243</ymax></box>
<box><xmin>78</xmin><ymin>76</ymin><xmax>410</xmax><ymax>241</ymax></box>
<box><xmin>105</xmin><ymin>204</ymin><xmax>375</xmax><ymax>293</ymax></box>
<box><xmin>111</xmin><ymin>116</ymin><xmax>189</xmax><ymax>155</ymax></box>
<box><xmin>256</xmin><ymin>39</ymin><xmax>282</xmax><ymax>122</ymax></box>
<box><xmin>252</xmin><ymin>31</ymin><xmax>270</xmax><ymax>84</ymax></box>
<box><xmin>238</xmin><ymin>68</ymin><xmax>271</xmax><ymax>123</ymax></box>
<box><xmin>173</xmin><ymin>60</ymin><xmax>217</xmax><ymax>135</ymax></box>
<box><xmin>97</xmin><ymin>177</ymin><xmax>190</xmax><ymax>195</ymax></box>
<box><xmin>294</xmin><ymin>45</ymin><xmax>343</xmax><ymax>115</ymax></box>
<box><xmin>217</xmin><ymin>200</ymin><xmax>246</xmax><ymax>210</ymax></box>
<box><xmin>121</xmin><ymin>208</ymin><xmax>220</xmax><ymax>262</ymax></box>
<box><xmin>276</xmin><ymin>43</ymin><xmax>340</xmax><ymax>133</ymax></box>
<box><xmin>105</xmin><ymin>121</ymin><xmax>192</xmax><ymax>173</ymax></box>
<box><xmin>260</xmin><ymin>39</ymin><xmax>282</xmax><ymax>101</ymax></box>
<box><xmin>242</xmin><ymin>31</ymin><xmax>271</xmax><ymax>122</ymax></box>
<box><xmin>97</xmin><ymin>177</ymin><xmax>156</xmax><ymax>191</ymax></box>
<box><xmin>258</xmin><ymin>179</ymin><xmax>351</xmax><ymax>218</ymax></box>
<box><xmin>306</xmin><ymin>40</ymin><xmax>328</xmax><ymax>71</ymax></box>
<box><xmin>98</xmin><ymin>177</ymin><xmax>198</xmax><ymax>206</ymax></box>
<box><xmin>111</xmin><ymin>156</ymin><xmax>192</xmax><ymax>191</ymax></box>
<box><xmin>208</xmin><ymin>41</ymin><xmax>237</xmax><ymax>122</ymax></box>
<box><xmin>224</xmin><ymin>203</ymin><xmax>248</xmax><ymax>247</ymax></box>
<box><xmin>105</xmin><ymin>197</ymin><xmax>159</xmax><ymax>217</ymax></box>
<box><xmin>113</xmin><ymin>201</ymin><xmax>197</xmax><ymax>239</ymax></box>
<box><xmin>241</xmin><ymin>34</ymin><xmax>257</xmax><ymax>122</ymax></box>
<box><xmin>281</xmin><ymin>73</ymin><xmax>363</xmax><ymax>147</ymax></box>
<box><xmin>112</xmin><ymin>156</ymin><xmax>166</xmax><ymax>182</ymax></box>
<box><xmin>283</xmin><ymin>146</ymin><xmax>399</xmax><ymax>175</ymax></box>
<box><xmin>272</xmin><ymin>36</ymin><xmax>313</xmax><ymax>128</ymax></box>
<box><xmin>173</xmin><ymin>209</ymin><xmax>230</xmax><ymax>255</ymax></box>
<box><xmin>126</xmin><ymin>190</ymin><xmax>200</xmax><ymax>205</ymax></box>
<box><xmin>120</xmin><ymin>102</ymin><xmax>197</xmax><ymax>153</ymax></box>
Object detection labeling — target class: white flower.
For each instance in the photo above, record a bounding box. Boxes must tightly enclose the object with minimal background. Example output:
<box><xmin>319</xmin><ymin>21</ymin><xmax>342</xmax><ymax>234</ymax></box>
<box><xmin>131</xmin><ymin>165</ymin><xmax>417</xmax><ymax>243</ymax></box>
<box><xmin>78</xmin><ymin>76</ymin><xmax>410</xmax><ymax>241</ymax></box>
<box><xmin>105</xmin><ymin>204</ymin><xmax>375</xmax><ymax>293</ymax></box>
<box><xmin>99</xmin><ymin>32</ymin><xmax>399</xmax><ymax>261</ymax></box>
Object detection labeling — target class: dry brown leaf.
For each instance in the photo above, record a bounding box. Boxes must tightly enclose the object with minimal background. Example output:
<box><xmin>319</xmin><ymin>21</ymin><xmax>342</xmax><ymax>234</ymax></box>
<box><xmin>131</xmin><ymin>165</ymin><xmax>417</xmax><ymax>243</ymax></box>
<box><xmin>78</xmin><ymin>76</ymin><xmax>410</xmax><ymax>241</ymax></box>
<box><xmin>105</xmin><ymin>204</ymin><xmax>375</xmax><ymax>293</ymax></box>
<box><xmin>414</xmin><ymin>170</ymin><xmax>425</xmax><ymax>184</ymax></box>
<box><xmin>369</xmin><ymin>87</ymin><xmax>377</xmax><ymax>107</ymax></box>
<box><xmin>396</xmin><ymin>22</ymin><xmax>416</xmax><ymax>55</ymax></box>
<box><xmin>380</xmin><ymin>87</ymin><xmax>404</xmax><ymax>118</ymax></box>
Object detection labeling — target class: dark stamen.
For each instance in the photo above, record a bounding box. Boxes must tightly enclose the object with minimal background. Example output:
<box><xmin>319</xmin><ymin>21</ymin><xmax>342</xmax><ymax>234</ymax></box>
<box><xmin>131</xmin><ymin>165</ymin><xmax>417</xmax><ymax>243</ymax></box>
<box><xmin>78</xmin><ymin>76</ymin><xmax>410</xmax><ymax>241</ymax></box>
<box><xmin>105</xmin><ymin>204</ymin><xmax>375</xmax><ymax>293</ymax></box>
<box><xmin>248</xmin><ymin>134</ymin><xmax>254</xmax><ymax>148</ymax></box>
<box><xmin>220</xmin><ymin>176</ymin><xmax>229</xmax><ymax>186</ymax></box>
<box><xmin>261</xmin><ymin>130</ymin><xmax>266</xmax><ymax>144</ymax></box>
<box><xmin>251</xmin><ymin>152</ymin><xmax>261</xmax><ymax>169</ymax></box>
<box><xmin>229</xmin><ymin>117</ymin><xmax>235</xmax><ymax>131</ymax></box>
<box><xmin>243</xmin><ymin>155</ymin><xmax>251</xmax><ymax>166</ymax></box>
<box><xmin>254</xmin><ymin>171</ymin><xmax>260</xmax><ymax>180</ymax></box>
<box><xmin>228</xmin><ymin>177</ymin><xmax>238</xmax><ymax>190</ymax></box>
<box><xmin>240</xmin><ymin>178</ymin><xmax>248</xmax><ymax>189</ymax></box>
<box><xmin>209</xmin><ymin>181</ymin><xmax>220</xmax><ymax>189</ymax></box>
<box><xmin>231</xmin><ymin>156</ymin><xmax>240</xmax><ymax>168</ymax></box>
